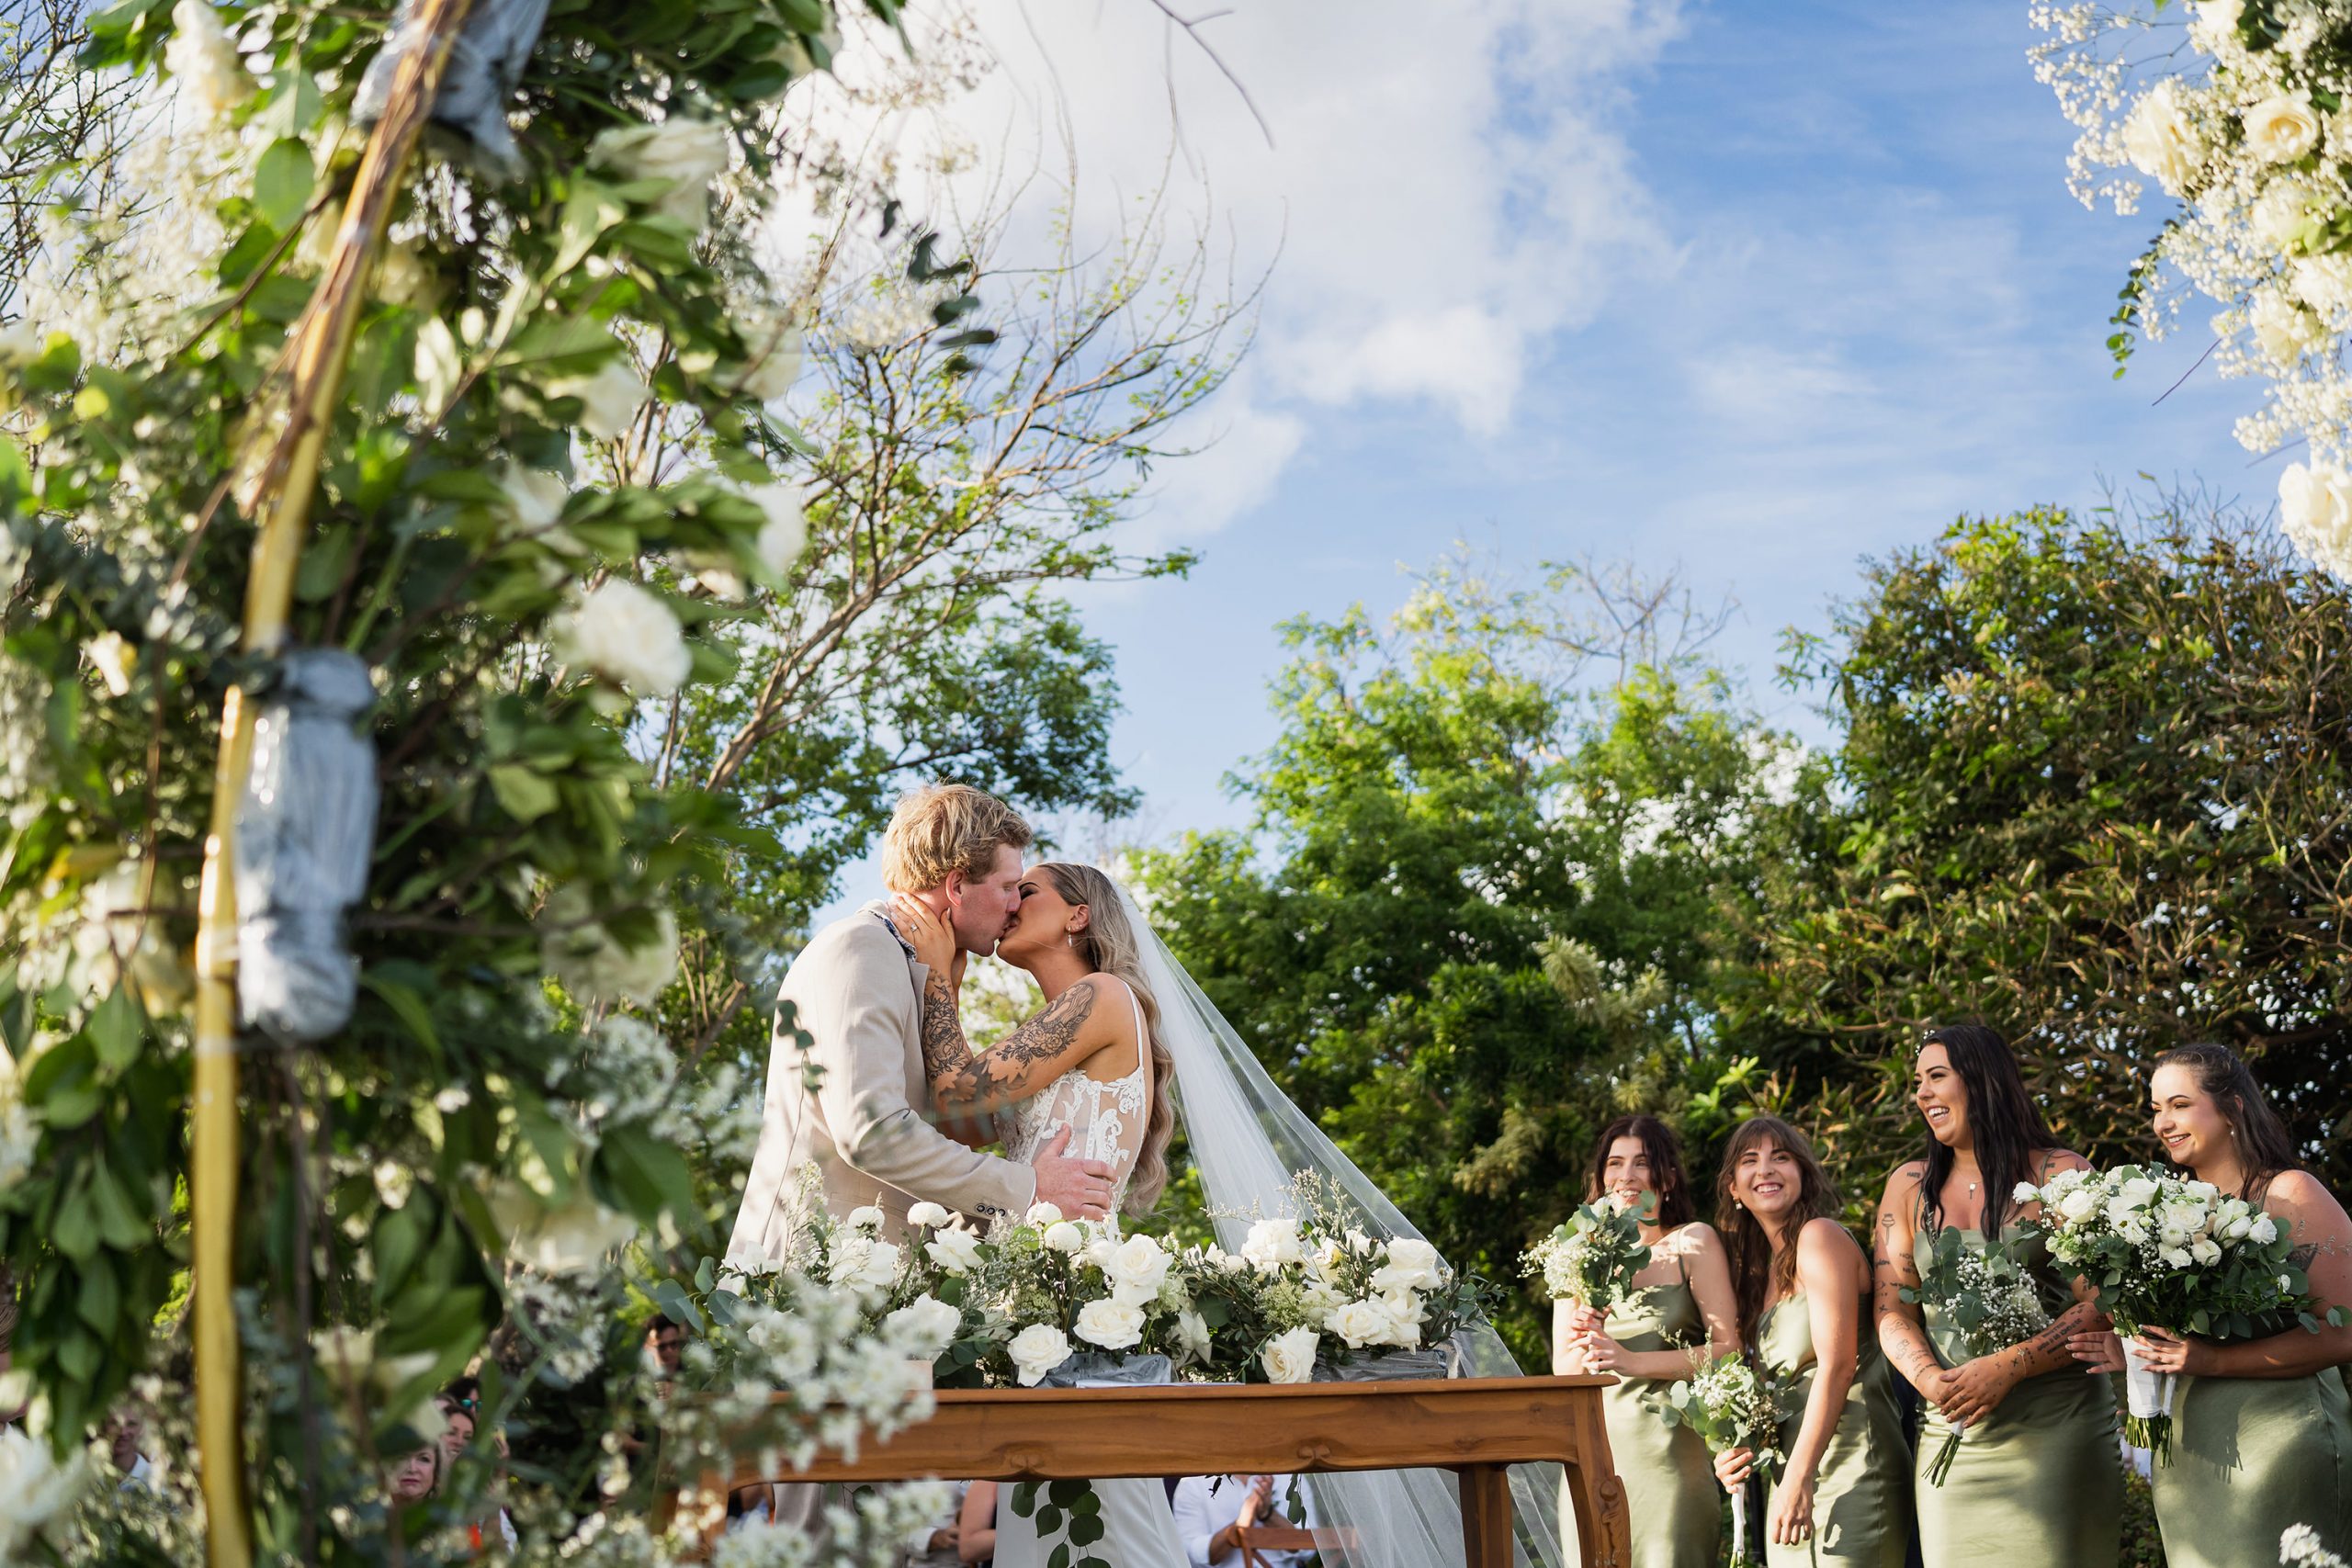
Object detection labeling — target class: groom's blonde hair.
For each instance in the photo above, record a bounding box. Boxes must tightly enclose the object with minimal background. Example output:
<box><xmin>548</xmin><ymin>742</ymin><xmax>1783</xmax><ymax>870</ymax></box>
<box><xmin>880</xmin><ymin>784</ymin><xmax>1033</xmax><ymax>893</ymax></box>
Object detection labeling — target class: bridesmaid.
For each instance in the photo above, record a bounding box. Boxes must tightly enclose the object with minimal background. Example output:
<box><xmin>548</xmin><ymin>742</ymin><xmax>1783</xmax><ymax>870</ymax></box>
<box><xmin>1555</xmin><ymin>1113</ymin><xmax>1741</xmax><ymax>1568</ymax></box>
<box><xmin>1712</xmin><ymin>1115</ymin><xmax>1909</xmax><ymax>1565</ymax></box>
<box><xmin>1871</xmin><ymin>1023</ymin><xmax>2121</xmax><ymax>1567</ymax></box>
<box><xmin>2064</xmin><ymin>1043</ymin><xmax>2352</xmax><ymax>1563</ymax></box>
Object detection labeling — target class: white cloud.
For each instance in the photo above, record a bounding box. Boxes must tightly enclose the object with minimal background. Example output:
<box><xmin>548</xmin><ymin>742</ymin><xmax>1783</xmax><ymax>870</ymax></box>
<box><xmin>799</xmin><ymin>0</ymin><xmax>1689</xmax><ymax>535</ymax></box>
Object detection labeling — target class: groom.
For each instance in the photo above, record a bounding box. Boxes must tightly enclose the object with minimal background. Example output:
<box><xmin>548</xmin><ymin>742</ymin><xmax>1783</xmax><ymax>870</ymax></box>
<box><xmin>729</xmin><ymin>782</ymin><xmax>1113</xmax><ymax>1263</ymax></box>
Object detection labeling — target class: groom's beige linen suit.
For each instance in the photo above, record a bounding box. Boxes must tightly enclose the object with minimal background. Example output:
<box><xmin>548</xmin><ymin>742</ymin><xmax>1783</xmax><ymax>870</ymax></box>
<box><xmin>728</xmin><ymin>901</ymin><xmax>1035</xmax><ymax>1258</ymax></box>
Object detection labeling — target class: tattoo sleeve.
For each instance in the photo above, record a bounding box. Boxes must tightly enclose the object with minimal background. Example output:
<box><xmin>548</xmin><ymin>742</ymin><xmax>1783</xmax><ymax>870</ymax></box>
<box><xmin>922</xmin><ymin>976</ymin><xmax>1099</xmax><ymax>1112</ymax></box>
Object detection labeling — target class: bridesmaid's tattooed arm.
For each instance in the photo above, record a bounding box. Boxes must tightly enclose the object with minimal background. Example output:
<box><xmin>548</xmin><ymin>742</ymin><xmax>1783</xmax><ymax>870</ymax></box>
<box><xmin>1872</xmin><ymin>1162</ymin><xmax>1947</xmax><ymax>1395</ymax></box>
<box><xmin>922</xmin><ymin>975</ymin><xmax>1103</xmax><ymax>1114</ymax></box>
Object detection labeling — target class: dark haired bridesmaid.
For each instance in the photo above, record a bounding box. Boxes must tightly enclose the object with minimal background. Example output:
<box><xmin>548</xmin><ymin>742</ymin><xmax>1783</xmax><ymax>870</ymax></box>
<box><xmin>2065</xmin><ymin>1043</ymin><xmax>2352</xmax><ymax>1565</ymax></box>
<box><xmin>1713</xmin><ymin>1115</ymin><xmax>1908</xmax><ymax>1565</ymax></box>
<box><xmin>1871</xmin><ymin>1024</ymin><xmax>2121</xmax><ymax>1567</ymax></box>
<box><xmin>1555</xmin><ymin>1113</ymin><xmax>1740</xmax><ymax>1568</ymax></box>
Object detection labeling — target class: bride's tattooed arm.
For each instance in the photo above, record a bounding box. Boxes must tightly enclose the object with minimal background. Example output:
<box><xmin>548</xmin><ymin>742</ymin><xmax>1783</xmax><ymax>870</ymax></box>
<box><xmin>921</xmin><ymin>972</ymin><xmax>1103</xmax><ymax>1112</ymax></box>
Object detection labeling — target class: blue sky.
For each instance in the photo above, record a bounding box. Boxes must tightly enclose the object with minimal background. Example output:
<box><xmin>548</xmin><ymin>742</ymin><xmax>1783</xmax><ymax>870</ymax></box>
<box><xmin>802</xmin><ymin>2</ymin><xmax>2267</xmax><ymax>916</ymax></box>
<box><xmin>1035</xmin><ymin>1</ymin><xmax>2261</xmax><ymax>846</ymax></box>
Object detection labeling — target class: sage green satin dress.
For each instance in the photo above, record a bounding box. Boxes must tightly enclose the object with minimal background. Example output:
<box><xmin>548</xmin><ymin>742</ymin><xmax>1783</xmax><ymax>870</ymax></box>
<box><xmin>1910</xmin><ymin>1227</ymin><xmax>2121</xmax><ymax>1568</ymax></box>
<box><xmin>1754</xmin><ymin>1292</ymin><xmax>1909</xmax><ymax>1565</ymax></box>
<box><xmin>1556</xmin><ymin>1256</ymin><xmax>1720</xmax><ymax>1568</ymax></box>
<box><xmin>2150</xmin><ymin>1361</ymin><xmax>2352</xmax><ymax>1565</ymax></box>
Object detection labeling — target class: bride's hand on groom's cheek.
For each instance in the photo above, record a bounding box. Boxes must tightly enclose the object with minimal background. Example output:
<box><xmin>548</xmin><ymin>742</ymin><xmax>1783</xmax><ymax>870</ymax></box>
<box><xmin>892</xmin><ymin>896</ymin><xmax>955</xmax><ymax>972</ymax></box>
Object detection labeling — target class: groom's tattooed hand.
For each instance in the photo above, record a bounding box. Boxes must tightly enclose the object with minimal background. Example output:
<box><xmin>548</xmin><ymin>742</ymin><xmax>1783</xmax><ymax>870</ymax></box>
<box><xmin>923</xmin><ymin>973</ymin><xmax>1100</xmax><ymax>1108</ymax></box>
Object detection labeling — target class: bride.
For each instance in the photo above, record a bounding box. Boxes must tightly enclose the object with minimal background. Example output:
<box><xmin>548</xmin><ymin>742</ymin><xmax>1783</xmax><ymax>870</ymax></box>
<box><xmin>890</xmin><ymin>862</ymin><xmax>1567</xmax><ymax>1568</ymax></box>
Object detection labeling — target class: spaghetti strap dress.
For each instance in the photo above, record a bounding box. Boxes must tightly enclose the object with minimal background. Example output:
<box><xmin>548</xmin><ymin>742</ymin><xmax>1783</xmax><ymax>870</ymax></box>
<box><xmin>1753</xmin><ymin>1289</ymin><xmax>1909</xmax><ymax>1565</ymax></box>
<box><xmin>1909</xmin><ymin>1222</ymin><xmax>2120</xmax><ymax>1568</ymax></box>
<box><xmin>1556</xmin><ymin>1247</ymin><xmax>1720</xmax><ymax>1568</ymax></box>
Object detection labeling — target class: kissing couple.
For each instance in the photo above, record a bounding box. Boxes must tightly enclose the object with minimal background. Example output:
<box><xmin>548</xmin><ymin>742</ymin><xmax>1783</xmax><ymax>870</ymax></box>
<box><xmin>725</xmin><ymin>782</ymin><xmax>1566</xmax><ymax>1568</ymax></box>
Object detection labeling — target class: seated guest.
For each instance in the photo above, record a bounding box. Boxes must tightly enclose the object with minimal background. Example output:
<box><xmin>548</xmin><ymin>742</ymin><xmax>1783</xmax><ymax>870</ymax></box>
<box><xmin>388</xmin><ymin>1443</ymin><xmax>440</xmax><ymax>1506</ymax></box>
<box><xmin>435</xmin><ymin>1377</ymin><xmax>518</xmax><ymax>1551</ymax></box>
<box><xmin>902</xmin><ymin>1479</ymin><xmax>969</xmax><ymax>1566</ymax></box>
<box><xmin>104</xmin><ymin>1410</ymin><xmax>155</xmax><ymax>1491</ymax></box>
<box><xmin>957</xmin><ymin>1478</ymin><xmax>998</xmax><ymax>1566</ymax></box>
<box><xmin>645</xmin><ymin>1313</ymin><xmax>685</xmax><ymax>1382</ymax></box>
<box><xmin>1170</xmin><ymin>1472</ymin><xmax>1317</xmax><ymax>1567</ymax></box>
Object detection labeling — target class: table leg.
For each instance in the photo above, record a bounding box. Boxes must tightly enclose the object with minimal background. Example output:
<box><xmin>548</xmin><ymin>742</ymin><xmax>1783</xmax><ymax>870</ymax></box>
<box><xmin>1457</xmin><ymin>1463</ymin><xmax>1514</xmax><ymax>1567</ymax></box>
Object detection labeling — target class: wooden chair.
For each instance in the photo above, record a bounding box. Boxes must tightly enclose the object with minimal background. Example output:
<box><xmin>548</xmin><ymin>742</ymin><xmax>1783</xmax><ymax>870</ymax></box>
<box><xmin>1234</xmin><ymin>1520</ymin><xmax>1360</xmax><ymax>1566</ymax></box>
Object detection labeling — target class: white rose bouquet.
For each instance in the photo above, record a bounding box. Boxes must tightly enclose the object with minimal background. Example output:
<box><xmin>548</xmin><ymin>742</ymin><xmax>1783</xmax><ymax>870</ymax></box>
<box><xmin>2017</xmin><ymin>1164</ymin><xmax>2345</xmax><ymax>1457</ymax></box>
<box><xmin>879</xmin><ymin>1202</ymin><xmax>1011</xmax><ymax>1388</ymax></box>
<box><xmin>1657</xmin><ymin>1352</ymin><xmax>1788</xmax><ymax>1568</ymax></box>
<box><xmin>1522</xmin><ymin>1192</ymin><xmax>1654</xmax><ymax>1314</ymax></box>
<box><xmin>964</xmin><ymin>1206</ymin><xmax>1198</xmax><ymax>1386</ymax></box>
<box><xmin>1900</xmin><ymin>1224</ymin><xmax>2053</xmax><ymax>1484</ymax></box>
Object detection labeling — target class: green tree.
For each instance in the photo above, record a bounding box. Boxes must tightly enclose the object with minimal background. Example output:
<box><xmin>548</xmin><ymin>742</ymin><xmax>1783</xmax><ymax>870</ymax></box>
<box><xmin>1753</xmin><ymin>507</ymin><xmax>2352</xmax><ymax>1202</ymax></box>
<box><xmin>1134</xmin><ymin>560</ymin><xmax>1827</xmax><ymax>1359</ymax></box>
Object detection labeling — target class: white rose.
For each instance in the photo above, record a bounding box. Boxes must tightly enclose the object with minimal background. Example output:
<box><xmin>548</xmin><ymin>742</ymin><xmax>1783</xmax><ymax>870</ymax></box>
<box><xmin>2184</xmin><ymin>1179</ymin><xmax>2220</xmax><ymax>1201</ymax></box>
<box><xmin>2249</xmin><ymin>181</ymin><xmax>2315</xmax><ymax>250</ymax></box>
<box><xmin>509</xmin><ymin>1195</ymin><xmax>639</xmax><ymax>1274</ymax></box>
<box><xmin>2280</xmin><ymin>1273</ymin><xmax>2297</xmax><ymax>1292</ymax></box>
<box><xmin>1261</xmin><ymin>1325</ymin><xmax>1320</xmax><ymax>1384</ymax></box>
<box><xmin>2161</xmin><ymin>1246</ymin><xmax>2194</xmax><ymax>1269</ymax></box>
<box><xmin>2119</xmin><ymin>1216</ymin><xmax>2152</xmax><ymax>1246</ymax></box>
<box><xmin>1073</xmin><ymin>1297</ymin><xmax>1147</xmax><ymax>1351</ymax></box>
<box><xmin>1241</xmin><ymin>1216</ymin><xmax>1303</xmax><ymax>1271</ymax></box>
<box><xmin>2225</xmin><ymin>1213</ymin><xmax>2255</xmax><ymax>1241</ymax></box>
<box><xmin>2058</xmin><ymin>1185</ymin><xmax>2103</xmax><ymax>1224</ymax></box>
<box><xmin>1042</xmin><ymin>1221</ymin><xmax>1086</xmax><ymax>1255</ymax></box>
<box><xmin>2190</xmin><ymin>0</ymin><xmax>2244</xmax><ymax>52</ymax></box>
<box><xmin>1327</xmin><ymin>1298</ymin><xmax>1398</xmax><ymax>1350</ymax></box>
<box><xmin>884</xmin><ymin>1294</ymin><xmax>963</xmax><ymax>1359</ymax></box>
<box><xmin>2245</xmin><ymin>94</ymin><xmax>2324</xmax><ymax>164</ymax></box>
<box><xmin>499</xmin><ymin>464</ymin><xmax>571</xmax><ymax>536</ymax></box>
<box><xmin>2280</xmin><ymin>460</ymin><xmax>2352</xmax><ymax>580</ymax></box>
<box><xmin>555</xmin><ymin>578</ymin><xmax>690</xmax><ymax>696</ymax></box>
<box><xmin>83</xmin><ymin>633</ymin><xmax>135</xmax><ymax>698</ymax></box>
<box><xmin>906</xmin><ymin>1201</ymin><xmax>952</xmax><ymax>1231</ymax></box>
<box><xmin>924</xmin><ymin>1225</ymin><xmax>982</xmax><ymax>1276</ymax></box>
<box><xmin>589</xmin><ymin>118</ymin><xmax>732</xmax><ymax>230</ymax></box>
<box><xmin>845</xmin><ymin>1205</ymin><xmax>886</xmax><ymax>1232</ymax></box>
<box><xmin>548</xmin><ymin>358</ymin><xmax>651</xmax><ymax>440</ymax></box>
<box><xmin>738</xmin><ymin>481</ymin><xmax>808</xmax><ymax>581</ymax></box>
<box><xmin>2159</xmin><ymin>1222</ymin><xmax>2189</xmax><ymax>1248</ymax></box>
<box><xmin>825</xmin><ymin>1234</ymin><xmax>900</xmax><ymax>1292</ymax></box>
<box><xmin>1372</xmin><ymin>1237</ymin><xmax>1444</xmax><ymax>1293</ymax></box>
<box><xmin>2122</xmin><ymin>81</ymin><xmax>2201</xmax><ymax>193</ymax></box>
<box><xmin>2251</xmin><ymin>290</ymin><xmax>2326</xmax><ymax>366</ymax></box>
<box><xmin>2012</xmin><ymin>1180</ymin><xmax>2041</xmax><ymax>1205</ymax></box>
<box><xmin>2251</xmin><ymin>1213</ymin><xmax>2280</xmax><ymax>1245</ymax></box>
<box><xmin>1008</xmin><ymin>1324</ymin><xmax>1072</xmax><ymax>1386</ymax></box>
<box><xmin>2189</xmin><ymin>1237</ymin><xmax>2223</xmax><ymax>1267</ymax></box>
<box><xmin>1376</xmin><ymin>1292</ymin><xmax>1426</xmax><ymax>1347</ymax></box>
<box><xmin>1104</xmin><ymin>1235</ymin><xmax>1173</xmax><ymax>1305</ymax></box>
<box><xmin>164</xmin><ymin>0</ymin><xmax>252</xmax><ymax>116</ymax></box>
<box><xmin>1025</xmin><ymin>1201</ymin><xmax>1065</xmax><ymax>1227</ymax></box>
<box><xmin>1171</xmin><ymin>1309</ymin><xmax>1212</xmax><ymax>1367</ymax></box>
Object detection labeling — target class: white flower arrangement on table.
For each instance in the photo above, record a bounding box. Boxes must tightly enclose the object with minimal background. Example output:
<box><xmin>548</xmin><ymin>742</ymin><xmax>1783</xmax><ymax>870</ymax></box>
<box><xmin>2031</xmin><ymin>1</ymin><xmax>2352</xmax><ymax>580</ymax></box>
<box><xmin>1656</xmin><ymin>1352</ymin><xmax>1790</xmax><ymax>1568</ymax></box>
<box><xmin>1227</xmin><ymin>1173</ymin><xmax>1491</xmax><ymax>1380</ymax></box>
<box><xmin>1899</xmin><ymin>1222</ymin><xmax>2053</xmax><ymax>1485</ymax></box>
<box><xmin>1521</xmin><ymin>1191</ymin><xmax>1655</xmax><ymax>1313</ymax></box>
<box><xmin>2016</xmin><ymin>1164</ymin><xmax>2345</xmax><ymax>1458</ymax></box>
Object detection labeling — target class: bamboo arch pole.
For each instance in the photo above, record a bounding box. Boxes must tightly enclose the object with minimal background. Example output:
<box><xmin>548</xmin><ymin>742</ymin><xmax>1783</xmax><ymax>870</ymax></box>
<box><xmin>190</xmin><ymin>2</ymin><xmax>476</xmax><ymax>1560</ymax></box>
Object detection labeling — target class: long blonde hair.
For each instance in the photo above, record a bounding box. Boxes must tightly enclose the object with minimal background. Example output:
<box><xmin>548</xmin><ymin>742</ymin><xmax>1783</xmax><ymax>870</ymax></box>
<box><xmin>1036</xmin><ymin>862</ymin><xmax>1176</xmax><ymax>1213</ymax></box>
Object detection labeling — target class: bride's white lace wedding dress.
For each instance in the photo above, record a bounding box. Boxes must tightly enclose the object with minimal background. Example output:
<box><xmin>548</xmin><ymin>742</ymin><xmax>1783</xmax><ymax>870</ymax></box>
<box><xmin>991</xmin><ymin>977</ymin><xmax>1189</xmax><ymax>1568</ymax></box>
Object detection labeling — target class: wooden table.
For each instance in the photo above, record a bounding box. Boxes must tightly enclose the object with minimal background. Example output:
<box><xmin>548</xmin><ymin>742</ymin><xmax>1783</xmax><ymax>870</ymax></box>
<box><xmin>672</xmin><ymin>1374</ymin><xmax>1630</xmax><ymax>1568</ymax></box>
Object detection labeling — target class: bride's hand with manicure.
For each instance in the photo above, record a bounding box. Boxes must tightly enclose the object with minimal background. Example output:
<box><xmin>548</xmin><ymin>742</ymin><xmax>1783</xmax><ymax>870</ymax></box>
<box><xmin>891</xmin><ymin>895</ymin><xmax>956</xmax><ymax>974</ymax></box>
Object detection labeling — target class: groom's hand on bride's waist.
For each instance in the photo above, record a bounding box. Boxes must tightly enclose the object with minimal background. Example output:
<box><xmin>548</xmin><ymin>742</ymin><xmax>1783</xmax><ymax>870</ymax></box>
<box><xmin>1031</xmin><ymin>1127</ymin><xmax>1114</xmax><ymax>1220</ymax></box>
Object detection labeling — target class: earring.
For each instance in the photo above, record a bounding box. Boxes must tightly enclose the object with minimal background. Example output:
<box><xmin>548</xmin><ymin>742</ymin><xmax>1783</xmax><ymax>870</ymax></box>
<box><xmin>1066</xmin><ymin>931</ymin><xmax>1077</xmax><ymax>950</ymax></box>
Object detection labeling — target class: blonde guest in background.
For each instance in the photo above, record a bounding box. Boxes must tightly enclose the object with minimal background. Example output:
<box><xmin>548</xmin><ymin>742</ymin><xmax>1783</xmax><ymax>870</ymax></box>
<box><xmin>1555</xmin><ymin>1113</ymin><xmax>1740</xmax><ymax>1568</ymax></box>
<box><xmin>2066</xmin><ymin>1043</ymin><xmax>2352</xmax><ymax>1566</ymax></box>
<box><xmin>1712</xmin><ymin>1115</ymin><xmax>1908</xmax><ymax>1565</ymax></box>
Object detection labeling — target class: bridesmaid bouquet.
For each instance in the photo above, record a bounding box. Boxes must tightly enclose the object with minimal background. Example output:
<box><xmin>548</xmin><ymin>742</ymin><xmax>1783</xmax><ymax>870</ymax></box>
<box><xmin>1657</xmin><ymin>1352</ymin><xmax>1788</xmax><ymax>1567</ymax></box>
<box><xmin>2015</xmin><ymin>1166</ymin><xmax>2345</xmax><ymax>1459</ymax></box>
<box><xmin>1522</xmin><ymin>1192</ymin><xmax>1654</xmax><ymax>1311</ymax></box>
<box><xmin>1901</xmin><ymin>1224</ymin><xmax>2052</xmax><ymax>1484</ymax></box>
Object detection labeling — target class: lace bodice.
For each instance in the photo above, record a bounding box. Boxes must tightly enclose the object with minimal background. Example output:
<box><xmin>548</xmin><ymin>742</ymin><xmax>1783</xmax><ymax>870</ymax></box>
<box><xmin>1002</xmin><ymin>978</ymin><xmax>1151</xmax><ymax>1212</ymax></box>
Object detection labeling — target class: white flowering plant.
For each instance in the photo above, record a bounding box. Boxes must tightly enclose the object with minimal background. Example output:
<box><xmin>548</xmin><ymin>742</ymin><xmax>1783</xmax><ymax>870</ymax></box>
<box><xmin>2032</xmin><ymin>0</ymin><xmax>2352</xmax><ymax>579</ymax></box>
<box><xmin>0</xmin><ymin>0</ymin><xmax>1001</xmax><ymax>1559</ymax></box>
<box><xmin>1900</xmin><ymin>1224</ymin><xmax>2054</xmax><ymax>1483</ymax></box>
<box><xmin>2283</xmin><ymin>1521</ymin><xmax>2352</xmax><ymax>1566</ymax></box>
<box><xmin>2016</xmin><ymin>1163</ymin><xmax>2345</xmax><ymax>1455</ymax></box>
<box><xmin>1522</xmin><ymin>1192</ymin><xmax>1655</xmax><ymax>1312</ymax></box>
<box><xmin>1655</xmin><ymin>1352</ymin><xmax>1789</xmax><ymax>1568</ymax></box>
